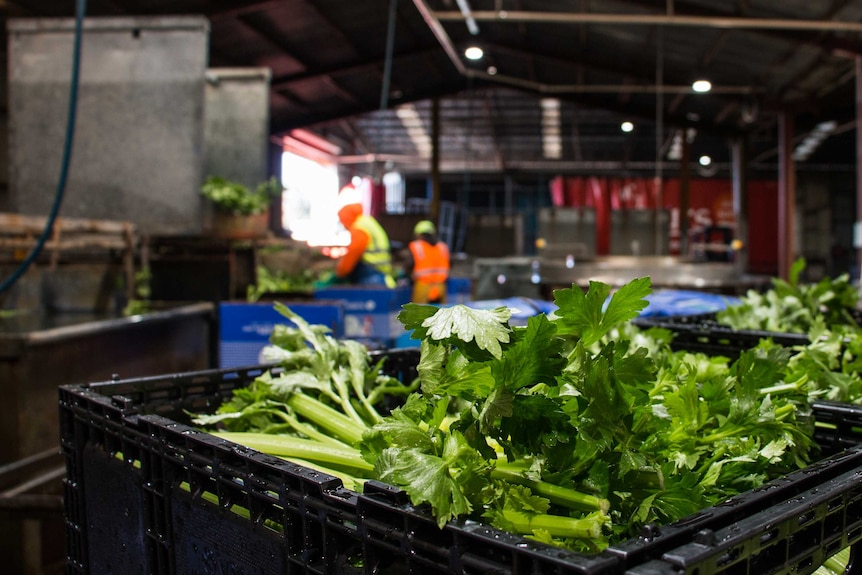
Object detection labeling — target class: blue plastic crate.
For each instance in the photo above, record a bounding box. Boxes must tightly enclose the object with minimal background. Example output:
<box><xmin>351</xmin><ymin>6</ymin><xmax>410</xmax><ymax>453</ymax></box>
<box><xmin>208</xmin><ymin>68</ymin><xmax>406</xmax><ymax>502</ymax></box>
<box><xmin>314</xmin><ymin>284</ymin><xmax>412</xmax><ymax>345</ymax></box>
<box><xmin>640</xmin><ymin>289</ymin><xmax>740</xmax><ymax>318</ymax></box>
<box><xmin>218</xmin><ymin>301</ymin><xmax>344</xmax><ymax>368</ymax></box>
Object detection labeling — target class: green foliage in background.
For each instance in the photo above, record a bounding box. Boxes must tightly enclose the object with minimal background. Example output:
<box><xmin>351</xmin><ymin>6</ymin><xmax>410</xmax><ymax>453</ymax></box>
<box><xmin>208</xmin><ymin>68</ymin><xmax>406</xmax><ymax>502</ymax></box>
<box><xmin>123</xmin><ymin>266</ymin><xmax>152</xmax><ymax>316</ymax></box>
<box><xmin>202</xmin><ymin>176</ymin><xmax>284</xmax><ymax>216</ymax></box>
<box><xmin>247</xmin><ymin>265</ymin><xmax>317</xmax><ymax>302</ymax></box>
<box><xmin>718</xmin><ymin>258</ymin><xmax>859</xmax><ymax>334</ymax></box>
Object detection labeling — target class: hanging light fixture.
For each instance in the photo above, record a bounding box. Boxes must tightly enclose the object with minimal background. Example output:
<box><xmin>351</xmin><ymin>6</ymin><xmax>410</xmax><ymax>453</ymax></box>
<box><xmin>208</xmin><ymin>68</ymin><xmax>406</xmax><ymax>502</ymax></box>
<box><xmin>464</xmin><ymin>46</ymin><xmax>483</xmax><ymax>60</ymax></box>
<box><xmin>691</xmin><ymin>79</ymin><xmax>712</xmax><ymax>93</ymax></box>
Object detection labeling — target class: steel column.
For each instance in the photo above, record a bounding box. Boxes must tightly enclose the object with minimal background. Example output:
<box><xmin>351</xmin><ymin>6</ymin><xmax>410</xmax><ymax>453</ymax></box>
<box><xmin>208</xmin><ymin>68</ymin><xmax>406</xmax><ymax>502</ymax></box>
<box><xmin>778</xmin><ymin>112</ymin><xmax>796</xmax><ymax>280</ymax></box>
<box><xmin>731</xmin><ymin>138</ymin><xmax>749</xmax><ymax>275</ymax></box>
<box><xmin>856</xmin><ymin>57</ymin><xmax>862</xmax><ymax>282</ymax></box>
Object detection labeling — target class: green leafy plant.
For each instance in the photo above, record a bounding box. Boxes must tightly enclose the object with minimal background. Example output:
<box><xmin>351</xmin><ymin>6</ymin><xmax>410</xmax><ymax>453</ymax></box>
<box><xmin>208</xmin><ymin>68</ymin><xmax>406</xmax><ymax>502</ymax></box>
<box><xmin>718</xmin><ymin>258</ymin><xmax>860</xmax><ymax>334</ymax></box>
<box><xmin>122</xmin><ymin>266</ymin><xmax>152</xmax><ymax>316</ymax></box>
<box><xmin>247</xmin><ymin>265</ymin><xmax>316</xmax><ymax>302</ymax></box>
<box><xmin>192</xmin><ymin>279</ymin><xmax>822</xmax><ymax>553</ymax></box>
<box><xmin>201</xmin><ymin>176</ymin><xmax>284</xmax><ymax>216</ymax></box>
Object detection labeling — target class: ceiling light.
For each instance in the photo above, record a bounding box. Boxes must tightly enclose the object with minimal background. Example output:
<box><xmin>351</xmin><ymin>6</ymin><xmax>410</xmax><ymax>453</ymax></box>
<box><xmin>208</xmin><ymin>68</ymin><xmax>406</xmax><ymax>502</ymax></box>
<box><xmin>698</xmin><ymin>155</ymin><xmax>712</xmax><ymax>166</ymax></box>
<box><xmin>487</xmin><ymin>66</ymin><xmax>497</xmax><ymax>75</ymax></box>
<box><xmin>692</xmin><ymin>79</ymin><xmax>712</xmax><ymax>93</ymax></box>
<box><xmin>464</xmin><ymin>46</ymin><xmax>483</xmax><ymax>60</ymax></box>
<box><xmin>620</xmin><ymin>121</ymin><xmax>634</xmax><ymax>133</ymax></box>
<box><xmin>793</xmin><ymin>120</ymin><xmax>837</xmax><ymax>161</ymax></box>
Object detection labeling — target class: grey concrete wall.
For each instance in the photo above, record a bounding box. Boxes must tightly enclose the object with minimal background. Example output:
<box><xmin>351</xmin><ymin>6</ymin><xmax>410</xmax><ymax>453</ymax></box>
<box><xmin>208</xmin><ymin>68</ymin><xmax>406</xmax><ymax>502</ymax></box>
<box><xmin>201</xmin><ymin>67</ymin><xmax>272</xmax><ymax>231</ymax></box>
<box><xmin>8</xmin><ymin>16</ymin><xmax>210</xmax><ymax>234</ymax></box>
<box><xmin>202</xmin><ymin>68</ymin><xmax>270</xmax><ymax>188</ymax></box>
<box><xmin>0</xmin><ymin>45</ymin><xmax>8</xmax><ymax>213</ymax></box>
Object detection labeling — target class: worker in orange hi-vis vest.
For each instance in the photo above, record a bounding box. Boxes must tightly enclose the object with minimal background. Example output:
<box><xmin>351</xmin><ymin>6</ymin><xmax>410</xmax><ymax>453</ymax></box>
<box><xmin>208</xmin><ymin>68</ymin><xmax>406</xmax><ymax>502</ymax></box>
<box><xmin>334</xmin><ymin>184</ymin><xmax>396</xmax><ymax>288</ymax></box>
<box><xmin>407</xmin><ymin>220</ymin><xmax>450</xmax><ymax>303</ymax></box>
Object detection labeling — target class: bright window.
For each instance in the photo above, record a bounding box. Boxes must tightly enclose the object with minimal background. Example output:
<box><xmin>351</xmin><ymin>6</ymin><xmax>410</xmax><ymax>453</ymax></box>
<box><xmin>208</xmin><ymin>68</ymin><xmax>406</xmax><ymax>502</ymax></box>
<box><xmin>281</xmin><ymin>152</ymin><xmax>347</xmax><ymax>246</ymax></box>
<box><xmin>383</xmin><ymin>171</ymin><xmax>405</xmax><ymax>214</ymax></box>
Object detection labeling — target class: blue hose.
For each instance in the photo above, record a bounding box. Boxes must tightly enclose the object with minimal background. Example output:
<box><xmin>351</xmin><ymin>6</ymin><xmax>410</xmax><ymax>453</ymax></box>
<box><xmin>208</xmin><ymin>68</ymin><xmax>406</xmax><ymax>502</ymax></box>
<box><xmin>0</xmin><ymin>0</ymin><xmax>88</xmax><ymax>294</ymax></box>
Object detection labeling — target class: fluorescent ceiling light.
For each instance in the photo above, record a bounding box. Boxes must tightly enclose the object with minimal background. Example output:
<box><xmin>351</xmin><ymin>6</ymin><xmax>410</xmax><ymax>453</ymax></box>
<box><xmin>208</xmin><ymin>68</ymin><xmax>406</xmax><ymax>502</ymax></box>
<box><xmin>620</xmin><ymin>121</ymin><xmax>634</xmax><ymax>133</ymax></box>
<box><xmin>465</xmin><ymin>46</ymin><xmax>483</xmax><ymax>60</ymax></box>
<box><xmin>692</xmin><ymin>79</ymin><xmax>712</xmax><ymax>93</ymax></box>
<box><xmin>541</xmin><ymin>98</ymin><xmax>562</xmax><ymax>159</ymax></box>
<box><xmin>455</xmin><ymin>0</ymin><xmax>480</xmax><ymax>35</ymax></box>
<box><xmin>793</xmin><ymin>120</ymin><xmax>837</xmax><ymax>161</ymax></box>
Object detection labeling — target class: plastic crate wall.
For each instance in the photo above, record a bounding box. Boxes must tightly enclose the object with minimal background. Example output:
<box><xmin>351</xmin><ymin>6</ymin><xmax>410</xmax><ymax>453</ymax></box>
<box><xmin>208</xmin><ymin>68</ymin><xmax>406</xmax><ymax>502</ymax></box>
<box><xmin>632</xmin><ymin>312</ymin><xmax>810</xmax><ymax>360</ymax></box>
<box><xmin>60</xmin><ymin>364</ymin><xmax>367</xmax><ymax>575</ymax></box>
<box><xmin>624</xmin><ymin>447</ymin><xmax>862</xmax><ymax>575</ymax></box>
<box><xmin>61</xmin><ymin>351</ymin><xmax>417</xmax><ymax>575</ymax></box>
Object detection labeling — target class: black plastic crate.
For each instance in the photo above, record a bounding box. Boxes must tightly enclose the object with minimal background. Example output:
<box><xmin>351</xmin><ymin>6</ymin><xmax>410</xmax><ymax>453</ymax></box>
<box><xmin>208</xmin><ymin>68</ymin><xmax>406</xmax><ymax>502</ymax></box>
<box><xmin>60</xmin><ymin>349</ymin><xmax>418</xmax><ymax>575</ymax></box>
<box><xmin>355</xmin><ymin>444</ymin><xmax>862</xmax><ymax>575</ymax></box>
<box><xmin>60</xmin><ymin>349</ymin><xmax>862</xmax><ymax>575</ymax></box>
<box><xmin>632</xmin><ymin>313</ymin><xmax>810</xmax><ymax>360</ymax></box>
<box><xmin>356</xmin><ymin>479</ymin><xmax>621</xmax><ymax>574</ymax></box>
<box><xmin>623</xmin><ymin>446</ymin><xmax>862</xmax><ymax>575</ymax></box>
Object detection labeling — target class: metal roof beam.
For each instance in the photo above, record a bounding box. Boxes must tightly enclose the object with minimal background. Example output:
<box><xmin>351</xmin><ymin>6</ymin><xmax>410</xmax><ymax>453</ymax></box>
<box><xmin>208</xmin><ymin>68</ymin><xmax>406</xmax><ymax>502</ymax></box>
<box><xmin>271</xmin><ymin>48</ymin><xmax>442</xmax><ymax>90</ymax></box>
<box><xmin>434</xmin><ymin>10</ymin><xmax>862</xmax><ymax>33</ymax></box>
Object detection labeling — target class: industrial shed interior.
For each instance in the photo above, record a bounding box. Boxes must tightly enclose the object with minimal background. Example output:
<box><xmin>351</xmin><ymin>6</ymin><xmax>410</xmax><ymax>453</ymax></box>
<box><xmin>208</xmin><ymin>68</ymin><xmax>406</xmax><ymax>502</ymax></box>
<box><xmin>4</xmin><ymin>2</ymin><xmax>862</xmax><ymax>575</ymax></box>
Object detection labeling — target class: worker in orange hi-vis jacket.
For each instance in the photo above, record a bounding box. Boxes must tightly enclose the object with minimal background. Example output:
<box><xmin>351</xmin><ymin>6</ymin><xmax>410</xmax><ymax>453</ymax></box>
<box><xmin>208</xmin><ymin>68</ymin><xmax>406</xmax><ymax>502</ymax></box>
<box><xmin>333</xmin><ymin>184</ymin><xmax>396</xmax><ymax>288</ymax></box>
<box><xmin>406</xmin><ymin>220</ymin><xmax>450</xmax><ymax>304</ymax></box>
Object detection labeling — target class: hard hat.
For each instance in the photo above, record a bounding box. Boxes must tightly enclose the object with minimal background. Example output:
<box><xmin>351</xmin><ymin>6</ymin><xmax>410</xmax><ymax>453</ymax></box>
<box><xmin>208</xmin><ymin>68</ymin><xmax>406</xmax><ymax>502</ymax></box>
<box><xmin>337</xmin><ymin>184</ymin><xmax>363</xmax><ymax>211</ymax></box>
<box><xmin>414</xmin><ymin>220</ymin><xmax>436</xmax><ymax>235</ymax></box>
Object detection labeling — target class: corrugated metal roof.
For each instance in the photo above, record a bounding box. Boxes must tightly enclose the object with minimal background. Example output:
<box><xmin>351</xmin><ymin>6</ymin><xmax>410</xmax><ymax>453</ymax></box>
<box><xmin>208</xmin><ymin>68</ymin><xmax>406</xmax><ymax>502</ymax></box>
<box><xmin>10</xmin><ymin>0</ymin><xmax>862</xmax><ymax>177</ymax></box>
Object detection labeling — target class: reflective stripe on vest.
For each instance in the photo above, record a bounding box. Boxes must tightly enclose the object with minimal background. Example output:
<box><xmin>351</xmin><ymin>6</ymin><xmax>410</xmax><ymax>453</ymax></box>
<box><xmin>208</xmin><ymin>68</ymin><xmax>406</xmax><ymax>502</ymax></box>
<box><xmin>353</xmin><ymin>215</ymin><xmax>393</xmax><ymax>276</ymax></box>
<box><xmin>409</xmin><ymin>239</ymin><xmax>449</xmax><ymax>284</ymax></box>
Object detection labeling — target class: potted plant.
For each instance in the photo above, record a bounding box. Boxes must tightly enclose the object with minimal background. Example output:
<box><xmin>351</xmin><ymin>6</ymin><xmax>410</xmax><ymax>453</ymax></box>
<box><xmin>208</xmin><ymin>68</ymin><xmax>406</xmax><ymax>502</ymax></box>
<box><xmin>201</xmin><ymin>176</ymin><xmax>284</xmax><ymax>238</ymax></box>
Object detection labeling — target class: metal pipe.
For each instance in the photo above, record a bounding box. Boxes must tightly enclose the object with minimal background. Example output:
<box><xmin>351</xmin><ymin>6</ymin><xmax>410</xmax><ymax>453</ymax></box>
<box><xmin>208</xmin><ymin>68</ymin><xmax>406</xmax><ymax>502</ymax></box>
<box><xmin>379</xmin><ymin>0</ymin><xmax>399</xmax><ymax>111</ymax></box>
<box><xmin>434</xmin><ymin>10</ymin><xmax>862</xmax><ymax>33</ymax></box>
<box><xmin>411</xmin><ymin>0</ymin><xmax>466</xmax><ymax>74</ymax></box>
<box><xmin>335</xmin><ymin>153</ymin><xmax>421</xmax><ymax>164</ymax></box>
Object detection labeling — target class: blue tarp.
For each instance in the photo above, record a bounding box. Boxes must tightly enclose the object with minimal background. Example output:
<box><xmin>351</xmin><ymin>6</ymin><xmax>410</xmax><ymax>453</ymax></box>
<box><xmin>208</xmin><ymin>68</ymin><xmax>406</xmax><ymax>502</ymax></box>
<box><xmin>640</xmin><ymin>289</ymin><xmax>740</xmax><ymax>317</ymax></box>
